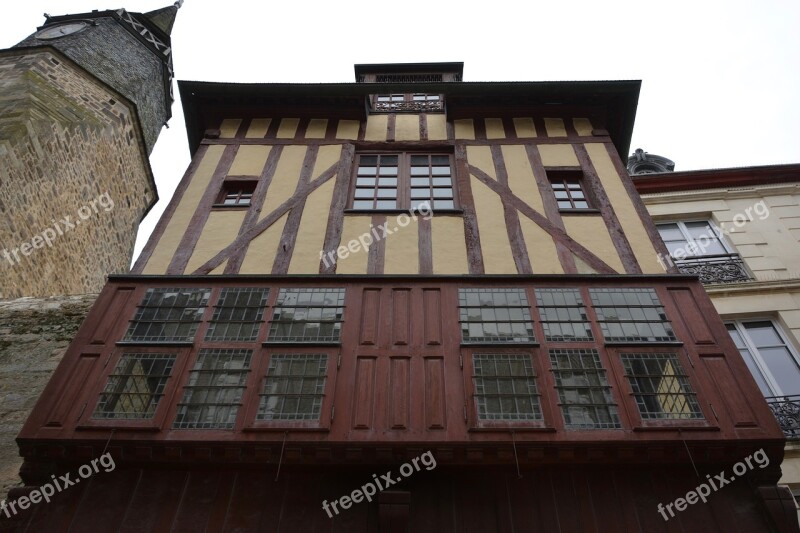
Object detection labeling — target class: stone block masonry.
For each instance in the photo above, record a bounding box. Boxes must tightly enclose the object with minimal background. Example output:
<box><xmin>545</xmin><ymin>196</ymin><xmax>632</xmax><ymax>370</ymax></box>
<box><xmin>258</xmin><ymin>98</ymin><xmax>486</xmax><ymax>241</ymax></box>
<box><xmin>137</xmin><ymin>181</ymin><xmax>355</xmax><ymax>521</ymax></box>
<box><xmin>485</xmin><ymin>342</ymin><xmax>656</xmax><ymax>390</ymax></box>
<box><xmin>0</xmin><ymin>48</ymin><xmax>156</xmax><ymax>298</ymax></box>
<box><xmin>0</xmin><ymin>294</ymin><xmax>97</xmax><ymax>500</ymax></box>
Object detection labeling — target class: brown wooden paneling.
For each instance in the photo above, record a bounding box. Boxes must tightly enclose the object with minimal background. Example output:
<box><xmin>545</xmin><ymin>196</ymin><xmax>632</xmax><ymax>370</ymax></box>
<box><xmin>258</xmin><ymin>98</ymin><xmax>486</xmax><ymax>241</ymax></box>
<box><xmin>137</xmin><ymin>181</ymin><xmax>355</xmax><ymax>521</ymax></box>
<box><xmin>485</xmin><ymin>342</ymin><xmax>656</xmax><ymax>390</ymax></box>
<box><xmin>391</xmin><ymin>289</ymin><xmax>411</xmax><ymax>346</ymax></box>
<box><xmin>389</xmin><ymin>357</ymin><xmax>411</xmax><ymax>429</ymax></box>
<box><xmin>67</xmin><ymin>468</ymin><xmax>140</xmax><ymax>533</ymax></box>
<box><xmin>89</xmin><ymin>287</ymin><xmax>133</xmax><ymax>344</ymax></box>
<box><xmin>118</xmin><ymin>470</ymin><xmax>186</xmax><ymax>533</ymax></box>
<box><xmin>353</xmin><ymin>356</ymin><xmax>377</xmax><ymax>429</ymax></box>
<box><xmin>424</xmin><ymin>357</ymin><xmax>446</xmax><ymax>430</ymax></box>
<box><xmin>699</xmin><ymin>354</ymin><xmax>758</xmax><ymax>428</ymax></box>
<box><xmin>423</xmin><ymin>288</ymin><xmax>442</xmax><ymax>346</ymax></box>
<box><xmin>667</xmin><ymin>288</ymin><xmax>715</xmax><ymax>345</ymax></box>
<box><xmin>359</xmin><ymin>288</ymin><xmax>381</xmax><ymax>346</ymax></box>
<box><xmin>44</xmin><ymin>352</ymin><xmax>100</xmax><ymax>427</ymax></box>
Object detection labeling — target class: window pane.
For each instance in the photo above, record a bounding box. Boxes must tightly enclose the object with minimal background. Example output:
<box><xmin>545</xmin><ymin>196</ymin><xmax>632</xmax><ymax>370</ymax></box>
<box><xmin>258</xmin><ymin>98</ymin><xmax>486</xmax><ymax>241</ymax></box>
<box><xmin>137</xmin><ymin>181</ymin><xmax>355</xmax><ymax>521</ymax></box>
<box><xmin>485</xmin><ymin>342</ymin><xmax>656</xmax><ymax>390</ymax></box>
<box><xmin>352</xmin><ymin>200</ymin><xmax>373</xmax><ymax>209</ymax></box>
<box><xmin>589</xmin><ymin>288</ymin><xmax>676</xmax><ymax>342</ymax></box>
<box><xmin>93</xmin><ymin>353</ymin><xmax>177</xmax><ymax>419</ymax></box>
<box><xmin>744</xmin><ymin>321</ymin><xmax>785</xmax><ymax>347</ymax></box>
<box><xmin>268</xmin><ymin>288</ymin><xmax>345</xmax><ymax>343</ymax></box>
<box><xmin>459</xmin><ymin>288</ymin><xmax>534</xmax><ymax>343</ymax></box>
<box><xmin>258</xmin><ymin>354</ymin><xmax>327</xmax><ymax>420</ymax></box>
<box><xmin>656</xmin><ymin>223</ymin><xmax>684</xmax><ymax>242</ymax></box>
<box><xmin>124</xmin><ymin>288</ymin><xmax>211</xmax><ymax>343</ymax></box>
<box><xmin>620</xmin><ymin>353</ymin><xmax>703</xmax><ymax>420</ymax></box>
<box><xmin>473</xmin><ymin>354</ymin><xmax>541</xmax><ymax>421</ymax></box>
<box><xmin>550</xmin><ymin>348</ymin><xmax>620</xmax><ymax>429</ymax></box>
<box><xmin>376</xmin><ymin>200</ymin><xmax>397</xmax><ymax>209</ymax></box>
<box><xmin>205</xmin><ymin>288</ymin><xmax>269</xmax><ymax>342</ymax></box>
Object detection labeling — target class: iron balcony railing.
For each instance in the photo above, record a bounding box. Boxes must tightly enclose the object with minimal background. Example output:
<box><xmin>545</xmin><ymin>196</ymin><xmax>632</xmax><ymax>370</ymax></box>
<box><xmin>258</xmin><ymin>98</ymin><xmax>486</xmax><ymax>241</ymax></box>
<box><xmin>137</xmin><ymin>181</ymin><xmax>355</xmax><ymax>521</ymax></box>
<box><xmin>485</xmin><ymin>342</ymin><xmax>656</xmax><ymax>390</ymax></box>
<box><xmin>674</xmin><ymin>253</ymin><xmax>752</xmax><ymax>284</ymax></box>
<box><xmin>766</xmin><ymin>395</ymin><xmax>800</xmax><ymax>439</ymax></box>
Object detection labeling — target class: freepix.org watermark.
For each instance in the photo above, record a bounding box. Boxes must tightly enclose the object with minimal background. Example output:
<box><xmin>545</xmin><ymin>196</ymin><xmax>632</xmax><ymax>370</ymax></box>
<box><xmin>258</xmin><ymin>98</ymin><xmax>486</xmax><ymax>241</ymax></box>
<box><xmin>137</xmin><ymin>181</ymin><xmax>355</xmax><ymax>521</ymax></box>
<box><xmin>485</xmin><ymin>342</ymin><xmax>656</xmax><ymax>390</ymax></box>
<box><xmin>1</xmin><ymin>452</ymin><xmax>116</xmax><ymax>518</ymax></box>
<box><xmin>657</xmin><ymin>448</ymin><xmax>769</xmax><ymax>521</ymax></box>
<box><xmin>1</xmin><ymin>192</ymin><xmax>115</xmax><ymax>267</ymax></box>
<box><xmin>319</xmin><ymin>202</ymin><xmax>433</xmax><ymax>269</ymax></box>
<box><xmin>321</xmin><ymin>450</ymin><xmax>437</xmax><ymax>518</ymax></box>
<box><xmin>656</xmin><ymin>200</ymin><xmax>769</xmax><ymax>270</ymax></box>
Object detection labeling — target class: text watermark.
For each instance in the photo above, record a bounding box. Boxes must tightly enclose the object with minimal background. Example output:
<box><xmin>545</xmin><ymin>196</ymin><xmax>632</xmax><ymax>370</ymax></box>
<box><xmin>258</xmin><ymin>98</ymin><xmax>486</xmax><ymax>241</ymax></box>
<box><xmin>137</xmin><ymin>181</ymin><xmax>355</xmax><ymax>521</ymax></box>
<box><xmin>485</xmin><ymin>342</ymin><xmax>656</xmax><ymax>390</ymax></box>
<box><xmin>1</xmin><ymin>452</ymin><xmax>116</xmax><ymax>518</ymax></box>
<box><xmin>322</xmin><ymin>450</ymin><xmax>437</xmax><ymax>518</ymax></box>
<box><xmin>657</xmin><ymin>448</ymin><xmax>769</xmax><ymax>521</ymax></box>
<box><xmin>1</xmin><ymin>191</ymin><xmax>115</xmax><ymax>267</ymax></box>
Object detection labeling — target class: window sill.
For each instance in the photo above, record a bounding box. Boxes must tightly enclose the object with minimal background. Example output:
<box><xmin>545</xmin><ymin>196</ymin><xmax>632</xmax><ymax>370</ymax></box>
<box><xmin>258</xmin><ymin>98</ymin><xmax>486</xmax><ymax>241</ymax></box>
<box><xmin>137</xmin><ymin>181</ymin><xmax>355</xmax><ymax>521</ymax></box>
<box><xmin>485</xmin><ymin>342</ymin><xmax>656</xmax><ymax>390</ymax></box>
<box><xmin>243</xmin><ymin>426</ymin><xmax>330</xmax><ymax>433</ymax></box>
<box><xmin>603</xmin><ymin>341</ymin><xmax>684</xmax><ymax>347</ymax></box>
<box><xmin>212</xmin><ymin>204</ymin><xmax>250</xmax><ymax>210</ymax></box>
<box><xmin>559</xmin><ymin>209</ymin><xmax>601</xmax><ymax>215</ymax></box>
<box><xmin>115</xmin><ymin>341</ymin><xmax>195</xmax><ymax>347</ymax></box>
<box><xmin>344</xmin><ymin>209</ymin><xmax>463</xmax><ymax>215</ymax></box>
<box><xmin>632</xmin><ymin>423</ymin><xmax>719</xmax><ymax>432</ymax></box>
<box><xmin>468</xmin><ymin>426</ymin><xmax>556</xmax><ymax>433</ymax></box>
<box><xmin>77</xmin><ymin>423</ymin><xmax>161</xmax><ymax>432</ymax></box>
<box><xmin>461</xmin><ymin>341</ymin><xmax>539</xmax><ymax>347</ymax></box>
<box><xmin>262</xmin><ymin>341</ymin><xmax>341</xmax><ymax>346</ymax></box>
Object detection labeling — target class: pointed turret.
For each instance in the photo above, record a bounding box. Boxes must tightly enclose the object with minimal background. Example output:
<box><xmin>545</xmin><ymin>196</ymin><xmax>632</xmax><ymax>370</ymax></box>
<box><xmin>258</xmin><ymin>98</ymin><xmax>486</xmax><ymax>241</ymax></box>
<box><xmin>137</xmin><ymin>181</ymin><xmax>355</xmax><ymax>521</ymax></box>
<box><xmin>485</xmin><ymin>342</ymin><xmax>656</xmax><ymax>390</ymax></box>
<box><xmin>143</xmin><ymin>1</ymin><xmax>183</xmax><ymax>35</ymax></box>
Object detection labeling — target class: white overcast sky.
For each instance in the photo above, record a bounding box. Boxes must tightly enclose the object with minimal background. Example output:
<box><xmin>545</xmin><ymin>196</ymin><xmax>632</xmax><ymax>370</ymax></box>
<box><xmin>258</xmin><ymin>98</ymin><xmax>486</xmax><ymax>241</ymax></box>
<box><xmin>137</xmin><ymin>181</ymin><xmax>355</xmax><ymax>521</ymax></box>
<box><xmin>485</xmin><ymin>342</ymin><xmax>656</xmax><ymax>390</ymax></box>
<box><xmin>2</xmin><ymin>1</ymin><xmax>798</xmax><ymax>262</ymax></box>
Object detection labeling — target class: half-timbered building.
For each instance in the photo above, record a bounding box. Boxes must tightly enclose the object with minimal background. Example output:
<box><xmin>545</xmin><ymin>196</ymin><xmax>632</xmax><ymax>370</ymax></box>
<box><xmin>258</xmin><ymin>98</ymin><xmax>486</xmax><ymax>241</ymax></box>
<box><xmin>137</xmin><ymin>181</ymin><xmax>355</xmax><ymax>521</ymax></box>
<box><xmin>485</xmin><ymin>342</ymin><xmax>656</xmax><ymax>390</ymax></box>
<box><xmin>4</xmin><ymin>62</ymin><xmax>798</xmax><ymax>531</ymax></box>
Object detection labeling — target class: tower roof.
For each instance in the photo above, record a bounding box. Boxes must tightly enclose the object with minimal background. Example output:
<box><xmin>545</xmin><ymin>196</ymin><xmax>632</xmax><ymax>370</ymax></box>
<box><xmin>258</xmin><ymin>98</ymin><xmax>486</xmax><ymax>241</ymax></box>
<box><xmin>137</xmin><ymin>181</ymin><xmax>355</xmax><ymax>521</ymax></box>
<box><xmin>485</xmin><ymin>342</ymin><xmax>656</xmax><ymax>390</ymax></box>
<box><xmin>143</xmin><ymin>2</ymin><xmax>182</xmax><ymax>36</ymax></box>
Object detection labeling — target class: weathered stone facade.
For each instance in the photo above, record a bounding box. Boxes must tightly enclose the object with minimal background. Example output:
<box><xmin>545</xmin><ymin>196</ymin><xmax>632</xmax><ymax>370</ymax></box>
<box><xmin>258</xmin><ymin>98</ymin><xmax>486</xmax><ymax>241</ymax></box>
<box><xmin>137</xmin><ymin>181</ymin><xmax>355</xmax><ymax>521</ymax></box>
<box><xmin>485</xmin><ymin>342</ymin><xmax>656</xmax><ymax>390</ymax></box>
<box><xmin>0</xmin><ymin>294</ymin><xmax>97</xmax><ymax>499</ymax></box>
<box><xmin>0</xmin><ymin>48</ymin><xmax>156</xmax><ymax>299</ymax></box>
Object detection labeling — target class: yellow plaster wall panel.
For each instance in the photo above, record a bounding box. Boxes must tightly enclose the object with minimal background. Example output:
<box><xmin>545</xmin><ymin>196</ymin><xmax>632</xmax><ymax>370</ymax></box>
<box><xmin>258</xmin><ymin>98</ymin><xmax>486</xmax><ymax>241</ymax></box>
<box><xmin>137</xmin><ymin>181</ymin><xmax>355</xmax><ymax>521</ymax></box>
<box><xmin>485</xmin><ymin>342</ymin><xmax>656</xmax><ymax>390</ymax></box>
<box><xmin>573</xmin><ymin>118</ymin><xmax>593</xmax><ymax>136</ymax></box>
<box><xmin>305</xmin><ymin>119</ymin><xmax>328</xmax><ymax>139</ymax></box>
<box><xmin>513</xmin><ymin>117</ymin><xmax>537</xmax><ymax>138</ymax></box>
<box><xmin>246</xmin><ymin>119</ymin><xmax>271</xmax><ymax>139</ymax></box>
<box><xmin>276</xmin><ymin>118</ymin><xmax>300</xmax><ymax>139</ymax></box>
<box><xmin>454</xmin><ymin>119</ymin><xmax>475</xmax><ymax>140</ymax></box>
<box><xmin>431</xmin><ymin>216</ymin><xmax>468</xmax><ymax>274</ymax></box>
<box><xmin>573</xmin><ymin>254</ymin><xmax>598</xmax><ymax>274</ymax></box>
<box><xmin>288</xmin><ymin>179</ymin><xmax>335</xmax><ymax>274</ymax></box>
<box><xmin>427</xmin><ymin>114</ymin><xmax>448</xmax><ymax>140</ymax></box>
<box><xmin>584</xmin><ymin>143</ymin><xmax>662</xmax><ymax>273</ymax></box>
<box><xmin>239</xmin><ymin>213</ymin><xmax>288</xmax><ymax>274</ymax></box>
<box><xmin>538</xmin><ymin>144</ymin><xmax>579</xmax><ymax>167</ymax></box>
<box><xmin>259</xmin><ymin>146</ymin><xmax>307</xmax><ymax>221</ymax></box>
<box><xmin>519</xmin><ymin>217</ymin><xmax>562</xmax><ymax>274</ymax></box>
<box><xmin>395</xmin><ymin>114</ymin><xmax>421</xmax><ymax>141</ymax></box>
<box><xmin>466</xmin><ymin>146</ymin><xmax>497</xmax><ymax>179</ymax></box>
<box><xmin>334</xmin><ymin>216</ymin><xmax>371</xmax><ymax>274</ymax></box>
<box><xmin>336</xmin><ymin>120</ymin><xmax>360</xmax><ymax>140</ymax></box>
<box><xmin>219</xmin><ymin>119</ymin><xmax>241</xmax><ymax>138</ymax></box>
<box><xmin>485</xmin><ymin>118</ymin><xmax>505</xmax><ymax>139</ymax></box>
<box><xmin>142</xmin><ymin>145</ymin><xmax>225</xmax><ymax>274</ymax></box>
<box><xmin>185</xmin><ymin>210</ymin><xmax>247</xmax><ymax>273</ymax></box>
<box><xmin>364</xmin><ymin>115</ymin><xmax>388</xmax><ymax>141</ymax></box>
<box><xmin>228</xmin><ymin>145</ymin><xmax>270</xmax><ymax>176</ymax></box>
<box><xmin>563</xmin><ymin>215</ymin><xmax>624</xmax><ymax>273</ymax></box>
<box><xmin>470</xmin><ymin>176</ymin><xmax>517</xmax><ymax>274</ymax></box>
<box><xmin>544</xmin><ymin>118</ymin><xmax>567</xmax><ymax>137</ymax></box>
<box><xmin>312</xmin><ymin>145</ymin><xmax>343</xmax><ymax>178</ymax></box>
<box><xmin>210</xmin><ymin>260</ymin><xmax>228</xmax><ymax>275</ymax></box>
<box><xmin>384</xmin><ymin>214</ymin><xmax>419</xmax><ymax>274</ymax></box>
<box><xmin>502</xmin><ymin>145</ymin><xmax>544</xmax><ymax>213</ymax></box>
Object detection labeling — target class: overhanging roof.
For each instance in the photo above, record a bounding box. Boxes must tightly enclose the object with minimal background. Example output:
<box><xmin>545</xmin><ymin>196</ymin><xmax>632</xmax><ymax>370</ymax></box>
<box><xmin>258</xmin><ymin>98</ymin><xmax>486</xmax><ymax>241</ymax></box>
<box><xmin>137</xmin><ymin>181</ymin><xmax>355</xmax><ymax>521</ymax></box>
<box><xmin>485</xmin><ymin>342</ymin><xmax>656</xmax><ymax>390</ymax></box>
<box><xmin>632</xmin><ymin>163</ymin><xmax>800</xmax><ymax>194</ymax></box>
<box><xmin>179</xmin><ymin>79</ymin><xmax>641</xmax><ymax>158</ymax></box>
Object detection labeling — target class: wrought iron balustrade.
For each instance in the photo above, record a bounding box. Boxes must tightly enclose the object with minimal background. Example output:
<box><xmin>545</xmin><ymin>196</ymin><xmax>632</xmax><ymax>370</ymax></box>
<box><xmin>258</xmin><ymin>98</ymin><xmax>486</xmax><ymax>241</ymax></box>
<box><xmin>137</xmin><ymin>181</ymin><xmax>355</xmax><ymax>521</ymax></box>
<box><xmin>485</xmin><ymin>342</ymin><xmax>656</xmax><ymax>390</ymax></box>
<box><xmin>372</xmin><ymin>100</ymin><xmax>444</xmax><ymax>113</ymax></box>
<box><xmin>674</xmin><ymin>253</ymin><xmax>751</xmax><ymax>284</ymax></box>
<box><xmin>766</xmin><ymin>395</ymin><xmax>800</xmax><ymax>439</ymax></box>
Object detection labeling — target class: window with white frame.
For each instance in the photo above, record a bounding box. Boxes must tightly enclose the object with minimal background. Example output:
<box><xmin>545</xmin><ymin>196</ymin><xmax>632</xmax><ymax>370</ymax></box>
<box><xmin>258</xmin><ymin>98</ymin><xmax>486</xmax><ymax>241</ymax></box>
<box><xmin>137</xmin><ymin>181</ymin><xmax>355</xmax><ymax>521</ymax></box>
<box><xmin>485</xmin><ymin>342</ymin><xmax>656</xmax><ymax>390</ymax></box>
<box><xmin>726</xmin><ymin>320</ymin><xmax>800</xmax><ymax>398</ymax></box>
<box><xmin>655</xmin><ymin>220</ymin><xmax>731</xmax><ymax>258</ymax></box>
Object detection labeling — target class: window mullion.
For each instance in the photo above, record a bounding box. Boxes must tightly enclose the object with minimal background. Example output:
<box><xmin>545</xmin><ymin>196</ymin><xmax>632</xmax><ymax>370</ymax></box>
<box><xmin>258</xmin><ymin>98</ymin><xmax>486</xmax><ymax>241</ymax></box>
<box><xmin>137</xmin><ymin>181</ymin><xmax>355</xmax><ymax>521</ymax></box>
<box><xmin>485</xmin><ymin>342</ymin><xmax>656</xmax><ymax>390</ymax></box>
<box><xmin>399</xmin><ymin>152</ymin><xmax>410</xmax><ymax>209</ymax></box>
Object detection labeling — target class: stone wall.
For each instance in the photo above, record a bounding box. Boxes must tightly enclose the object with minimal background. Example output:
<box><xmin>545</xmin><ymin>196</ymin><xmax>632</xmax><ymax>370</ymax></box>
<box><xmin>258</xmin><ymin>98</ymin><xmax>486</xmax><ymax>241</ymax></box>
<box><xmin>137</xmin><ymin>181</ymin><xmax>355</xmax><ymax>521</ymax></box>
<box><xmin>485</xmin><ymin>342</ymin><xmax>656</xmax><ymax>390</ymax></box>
<box><xmin>0</xmin><ymin>294</ymin><xmax>96</xmax><ymax>499</ymax></box>
<box><xmin>0</xmin><ymin>48</ymin><xmax>156</xmax><ymax>298</ymax></box>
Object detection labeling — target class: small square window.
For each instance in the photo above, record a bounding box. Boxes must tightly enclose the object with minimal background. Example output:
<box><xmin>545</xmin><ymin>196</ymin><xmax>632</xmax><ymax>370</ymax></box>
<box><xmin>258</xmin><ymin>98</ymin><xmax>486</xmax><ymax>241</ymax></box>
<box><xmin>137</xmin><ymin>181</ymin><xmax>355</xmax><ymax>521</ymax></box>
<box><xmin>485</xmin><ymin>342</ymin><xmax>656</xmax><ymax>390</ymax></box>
<box><xmin>218</xmin><ymin>181</ymin><xmax>257</xmax><ymax>206</ymax></box>
<box><xmin>547</xmin><ymin>170</ymin><xmax>592</xmax><ymax>210</ymax></box>
<box><xmin>589</xmin><ymin>288</ymin><xmax>677</xmax><ymax>343</ymax></box>
<box><xmin>205</xmin><ymin>288</ymin><xmax>270</xmax><ymax>342</ymax></box>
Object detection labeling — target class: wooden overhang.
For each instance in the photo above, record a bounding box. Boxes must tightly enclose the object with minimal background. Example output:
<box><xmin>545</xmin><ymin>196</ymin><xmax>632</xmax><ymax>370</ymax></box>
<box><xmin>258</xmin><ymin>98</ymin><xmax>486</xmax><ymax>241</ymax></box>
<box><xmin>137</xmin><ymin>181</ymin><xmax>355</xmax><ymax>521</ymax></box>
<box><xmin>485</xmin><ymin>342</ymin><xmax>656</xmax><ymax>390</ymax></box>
<box><xmin>632</xmin><ymin>163</ymin><xmax>800</xmax><ymax>194</ymax></box>
<box><xmin>178</xmin><ymin>79</ymin><xmax>641</xmax><ymax>160</ymax></box>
